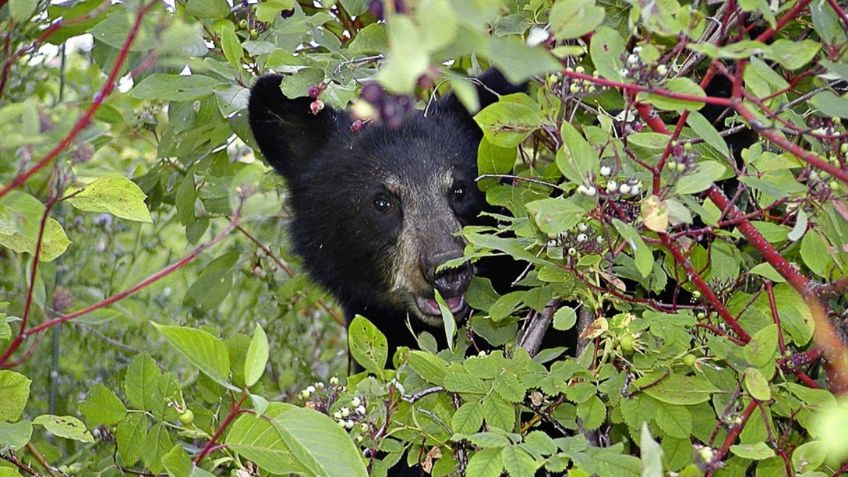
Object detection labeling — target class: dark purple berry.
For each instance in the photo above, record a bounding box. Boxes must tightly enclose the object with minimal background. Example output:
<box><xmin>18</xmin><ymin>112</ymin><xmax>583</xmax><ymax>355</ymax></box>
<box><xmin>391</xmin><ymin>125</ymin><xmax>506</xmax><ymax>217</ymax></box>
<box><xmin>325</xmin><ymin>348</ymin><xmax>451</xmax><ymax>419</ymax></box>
<box><xmin>380</xmin><ymin>97</ymin><xmax>405</xmax><ymax>129</ymax></box>
<box><xmin>307</xmin><ymin>85</ymin><xmax>322</xmax><ymax>99</ymax></box>
<box><xmin>281</xmin><ymin>8</ymin><xmax>294</xmax><ymax>18</ymax></box>
<box><xmin>368</xmin><ymin>0</ymin><xmax>384</xmax><ymax>20</ymax></box>
<box><xmin>360</xmin><ymin>82</ymin><xmax>384</xmax><ymax>104</ymax></box>
<box><xmin>351</xmin><ymin>119</ymin><xmax>365</xmax><ymax>132</ymax></box>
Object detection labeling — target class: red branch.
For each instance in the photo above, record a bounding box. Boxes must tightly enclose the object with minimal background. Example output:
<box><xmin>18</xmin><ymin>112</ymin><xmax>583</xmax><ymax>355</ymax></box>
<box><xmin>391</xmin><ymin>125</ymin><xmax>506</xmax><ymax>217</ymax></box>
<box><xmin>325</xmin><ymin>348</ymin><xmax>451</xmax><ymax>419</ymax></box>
<box><xmin>194</xmin><ymin>393</ymin><xmax>247</xmax><ymax>465</ymax></box>
<box><xmin>706</xmin><ymin>399</ymin><xmax>759</xmax><ymax>477</ymax></box>
<box><xmin>0</xmin><ymin>218</ymin><xmax>238</xmax><ymax>367</ymax></box>
<box><xmin>659</xmin><ymin>234</ymin><xmax>751</xmax><ymax>342</ymax></box>
<box><xmin>0</xmin><ymin>0</ymin><xmax>157</xmax><ymax>200</ymax></box>
<box><xmin>561</xmin><ymin>70</ymin><xmax>734</xmax><ymax>107</ymax></box>
<box><xmin>826</xmin><ymin>0</ymin><xmax>848</xmax><ymax>27</ymax></box>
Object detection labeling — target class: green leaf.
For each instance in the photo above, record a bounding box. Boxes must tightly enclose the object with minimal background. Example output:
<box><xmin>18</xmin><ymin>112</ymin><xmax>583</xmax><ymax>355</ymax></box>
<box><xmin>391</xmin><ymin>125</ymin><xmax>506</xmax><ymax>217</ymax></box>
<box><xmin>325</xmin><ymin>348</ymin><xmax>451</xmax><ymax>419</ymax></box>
<box><xmin>162</xmin><ymin>445</ymin><xmax>217</xmax><ymax>477</ymax></box>
<box><xmin>33</xmin><ymin>415</ymin><xmax>93</xmax><ymax>443</ymax></box>
<box><xmin>638</xmin><ymin>78</ymin><xmax>706</xmax><ymax>111</ymax></box>
<box><xmin>743</xmin><ymin>368</ymin><xmax>771</xmax><ymax>401</ymax></box>
<box><xmin>557</xmin><ymin>122</ymin><xmax>600</xmax><ymax>184</ymax></box>
<box><xmin>576</xmin><ymin>395</ymin><xmax>606</xmax><ymax>430</ymax></box>
<box><xmin>256</xmin><ymin>0</ymin><xmax>295</xmax><ymax>23</ymax></box>
<box><xmin>186</xmin><ymin>0</ymin><xmax>229</xmax><ymax>19</ymax></box>
<box><xmin>482</xmin><ymin>395</ymin><xmax>515</xmax><ymax>431</ymax></box>
<box><xmin>0</xmin><ymin>421</ymin><xmax>32</xmax><ymax>450</ymax></box>
<box><xmin>477</xmin><ymin>138</ymin><xmax>515</xmax><ymax>176</ymax></box>
<box><xmin>219</xmin><ymin>28</ymin><xmax>244</xmax><ymax>70</ymax></box>
<box><xmin>526</xmin><ymin>198</ymin><xmax>587</xmax><ymax>236</ymax></box>
<box><xmin>407</xmin><ymin>350</ymin><xmax>448</xmax><ymax>385</ymax></box>
<box><xmin>640</xmin><ymin>424</ymin><xmax>664</xmax><ymax>477</ymax></box>
<box><xmin>809</xmin><ymin>90</ymin><xmax>848</xmax><ymax>119</ymax></box>
<box><xmin>486</xmin><ymin>38</ymin><xmax>562</xmax><ymax>84</ymax></box>
<box><xmin>549</xmin><ymin>0</ymin><xmax>605</xmax><ymax>40</ymax></box>
<box><xmin>590</xmin><ymin>26</ymin><xmax>625</xmax><ymax>81</ymax></box>
<box><xmin>466</xmin><ymin>447</ymin><xmax>503</xmax><ymax>477</ymax></box>
<box><xmin>0</xmin><ymin>191</ymin><xmax>71</xmax><ymax>261</ymax></box>
<box><xmin>675</xmin><ymin>161</ymin><xmax>727</xmax><ymax>194</ymax></box>
<box><xmin>152</xmin><ymin>323</ymin><xmax>232</xmax><ymax>388</ymax></box>
<box><xmin>142</xmin><ymin>423</ymin><xmax>173</xmax><ymax>473</ymax></box>
<box><xmin>244</xmin><ymin>324</ymin><xmax>269</xmax><ymax>388</ymax></box>
<box><xmin>270</xmin><ymin>403</ymin><xmax>369</xmax><ymax>477</ymax></box>
<box><xmin>764</xmin><ymin>39</ymin><xmax>820</xmax><ymax>70</ymax></box>
<box><xmin>9</xmin><ymin>0</ymin><xmax>37</xmax><ymax>21</ymax></box>
<box><xmin>66</xmin><ymin>176</ymin><xmax>152</xmax><ymax>222</ymax></box>
<box><xmin>348</xmin><ymin>23</ymin><xmax>387</xmax><ymax>54</ymax></box>
<box><xmin>633</xmin><ymin>372</ymin><xmax>719</xmax><ymax>405</ymax></box>
<box><xmin>655</xmin><ymin>403</ymin><xmax>692</xmax><ymax>438</ymax></box>
<box><xmin>434</xmin><ymin>290</ymin><xmax>457</xmax><ymax>351</ymax></box>
<box><xmin>348</xmin><ymin>315</ymin><xmax>388</xmax><ymax>375</ymax></box>
<box><xmin>744</xmin><ymin>324</ymin><xmax>778</xmax><ymax>367</ymax></box>
<box><xmin>801</xmin><ymin>230</ymin><xmax>830</xmax><ymax>278</ymax></box>
<box><xmin>791</xmin><ymin>441</ymin><xmax>826</xmax><ymax>473</ymax></box>
<box><xmin>124</xmin><ymin>353</ymin><xmax>162</xmax><ymax>412</ymax></box>
<box><xmin>0</xmin><ymin>468</ymin><xmax>22</xmax><ymax>477</ymax></box>
<box><xmin>474</xmin><ymin>94</ymin><xmax>543</xmax><ymax>148</ymax></box>
<box><xmin>686</xmin><ymin>111</ymin><xmax>730</xmax><ymax>158</ymax></box>
<box><xmin>130</xmin><ymin>74</ymin><xmax>224</xmax><ymax>101</ymax></box>
<box><xmin>183</xmin><ymin>251</ymin><xmax>239</xmax><ymax>310</ymax></box>
<box><xmin>553</xmin><ymin>306</ymin><xmax>577</xmax><ymax>331</ymax></box>
<box><xmin>749</xmin><ymin>263</ymin><xmax>786</xmax><ymax>282</ymax></box>
<box><xmin>377</xmin><ymin>15</ymin><xmax>429</xmax><ymax>93</ymax></box>
<box><xmin>612</xmin><ymin>219</ymin><xmax>653</xmax><ymax>278</ymax></box>
<box><xmin>226</xmin><ymin>410</ymin><xmax>302</xmax><ymax>475</ymax></box>
<box><xmin>80</xmin><ymin>383</ymin><xmax>127</xmax><ymax>426</ymax></box>
<box><xmin>502</xmin><ymin>446</ymin><xmax>537</xmax><ymax>477</ymax></box>
<box><xmin>452</xmin><ymin>401</ymin><xmax>484</xmax><ymax>435</ymax></box>
<box><xmin>0</xmin><ymin>370</ymin><xmax>31</xmax><ymax>422</ymax></box>
<box><xmin>117</xmin><ymin>414</ymin><xmax>148</xmax><ymax>467</ymax></box>
<box><xmin>730</xmin><ymin>442</ymin><xmax>774</xmax><ymax>460</ymax></box>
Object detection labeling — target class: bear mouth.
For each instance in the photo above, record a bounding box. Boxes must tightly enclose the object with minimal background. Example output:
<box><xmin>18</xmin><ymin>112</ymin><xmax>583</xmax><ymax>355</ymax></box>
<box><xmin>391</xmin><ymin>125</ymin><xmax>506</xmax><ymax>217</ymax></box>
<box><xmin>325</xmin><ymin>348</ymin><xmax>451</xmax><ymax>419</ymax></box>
<box><xmin>414</xmin><ymin>294</ymin><xmax>467</xmax><ymax>320</ymax></box>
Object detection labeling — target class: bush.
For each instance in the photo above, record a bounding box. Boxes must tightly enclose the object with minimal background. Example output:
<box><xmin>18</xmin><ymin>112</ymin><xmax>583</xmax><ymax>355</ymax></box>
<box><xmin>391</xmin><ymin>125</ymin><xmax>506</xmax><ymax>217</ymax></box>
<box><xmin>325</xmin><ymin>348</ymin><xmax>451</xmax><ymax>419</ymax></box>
<box><xmin>1</xmin><ymin>0</ymin><xmax>848</xmax><ymax>476</ymax></box>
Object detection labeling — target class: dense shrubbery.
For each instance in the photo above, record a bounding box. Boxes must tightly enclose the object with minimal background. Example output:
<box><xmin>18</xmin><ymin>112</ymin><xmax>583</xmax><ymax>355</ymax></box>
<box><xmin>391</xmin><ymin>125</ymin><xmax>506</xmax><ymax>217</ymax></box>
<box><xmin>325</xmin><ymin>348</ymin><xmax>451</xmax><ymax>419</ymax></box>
<box><xmin>2</xmin><ymin>0</ymin><xmax>848</xmax><ymax>476</ymax></box>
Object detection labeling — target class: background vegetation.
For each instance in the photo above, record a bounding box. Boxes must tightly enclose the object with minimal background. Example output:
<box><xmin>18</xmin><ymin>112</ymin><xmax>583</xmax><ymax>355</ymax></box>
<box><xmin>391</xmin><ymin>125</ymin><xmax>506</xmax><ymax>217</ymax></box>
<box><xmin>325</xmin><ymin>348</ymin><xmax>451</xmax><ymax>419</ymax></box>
<box><xmin>1</xmin><ymin>0</ymin><xmax>848</xmax><ymax>476</ymax></box>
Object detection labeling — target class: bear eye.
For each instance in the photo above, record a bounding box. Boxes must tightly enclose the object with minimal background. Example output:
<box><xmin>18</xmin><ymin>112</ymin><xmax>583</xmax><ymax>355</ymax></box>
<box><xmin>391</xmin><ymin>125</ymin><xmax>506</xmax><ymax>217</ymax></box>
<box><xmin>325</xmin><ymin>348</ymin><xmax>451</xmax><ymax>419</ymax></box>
<box><xmin>450</xmin><ymin>184</ymin><xmax>467</xmax><ymax>202</ymax></box>
<box><xmin>373</xmin><ymin>194</ymin><xmax>393</xmax><ymax>212</ymax></box>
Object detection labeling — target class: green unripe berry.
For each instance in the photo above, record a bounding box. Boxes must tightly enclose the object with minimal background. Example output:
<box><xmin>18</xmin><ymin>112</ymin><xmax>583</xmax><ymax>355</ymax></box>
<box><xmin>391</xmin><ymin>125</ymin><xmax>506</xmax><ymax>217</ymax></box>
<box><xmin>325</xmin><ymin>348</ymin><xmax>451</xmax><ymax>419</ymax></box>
<box><xmin>620</xmin><ymin>334</ymin><xmax>635</xmax><ymax>354</ymax></box>
<box><xmin>683</xmin><ymin>354</ymin><xmax>697</xmax><ymax>367</ymax></box>
<box><xmin>239</xmin><ymin>19</ymin><xmax>248</xmax><ymax>28</ymax></box>
<box><xmin>692</xmin><ymin>290</ymin><xmax>701</xmax><ymax>299</ymax></box>
<box><xmin>249</xmin><ymin>28</ymin><xmax>258</xmax><ymax>39</ymax></box>
<box><xmin>179</xmin><ymin>409</ymin><xmax>195</xmax><ymax>425</ymax></box>
<box><xmin>830</xmin><ymin>179</ymin><xmax>840</xmax><ymax>191</ymax></box>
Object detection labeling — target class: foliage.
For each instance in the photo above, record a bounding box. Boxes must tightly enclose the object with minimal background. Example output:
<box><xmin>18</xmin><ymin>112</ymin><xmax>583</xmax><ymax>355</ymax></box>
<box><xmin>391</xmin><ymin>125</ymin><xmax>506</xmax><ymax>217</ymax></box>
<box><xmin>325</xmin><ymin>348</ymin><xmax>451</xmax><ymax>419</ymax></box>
<box><xmin>1</xmin><ymin>0</ymin><xmax>848</xmax><ymax>476</ymax></box>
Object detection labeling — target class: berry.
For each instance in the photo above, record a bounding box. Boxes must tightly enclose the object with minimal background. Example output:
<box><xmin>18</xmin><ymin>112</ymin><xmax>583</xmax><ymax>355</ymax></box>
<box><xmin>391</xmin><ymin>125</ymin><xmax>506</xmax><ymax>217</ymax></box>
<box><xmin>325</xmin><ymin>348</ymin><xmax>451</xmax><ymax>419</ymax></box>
<box><xmin>683</xmin><ymin>354</ymin><xmax>697</xmax><ymax>367</ymax></box>
<box><xmin>341</xmin><ymin>407</ymin><xmax>351</xmax><ymax>417</ymax></box>
<box><xmin>618</xmin><ymin>183</ymin><xmax>631</xmax><ymax>194</ymax></box>
<box><xmin>280</xmin><ymin>8</ymin><xmax>294</xmax><ymax>18</ymax></box>
<box><xmin>830</xmin><ymin>179</ymin><xmax>840</xmax><ymax>191</ymax></box>
<box><xmin>576</xmin><ymin>233</ymin><xmax>587</xmax><ymax>243</ymax></box>
<box><xmin>307</xmin><ymin>84</ymin><xmax>322</xmax><ymax>99</ymax></box>
<box><xmin>607</xmin><ymin>180</ymin><xmax>618</xmax><ymax>192</ymax></box>
<box><xmin>627</xmin><ymin>54</ymin><xmax>639</xmax><ymax>65</ymax></box>
<box><xmin>249</xmin><ymin>28</ymin><xmax>258</xmax><ymax>39</ymax></box>
<box><xmin>569</xmin><ymin>83</ymin><xmax>581</xmax><ymax>94</ymax></box>
<box><xmin>841</xmin><ymin>143</ymin><xmax>848</xmax><ymax>154</ymax></box>
<box><xmin>369</xmin><ymin>0</ymin><xmax>384</xmax><ymax>19</ymax></box>
<box><xmin>238</xmin><ymin>19</ymin><xmax>248</xmax><ymax>29</ymax></box>
<box><xmin>360</xmin><ymin>83</ymin><xmax>384</xmax><ymax>103</ymax></box>
<box><xmin>578</xmin><ymin>223</ymin><xmax>588</xmax><ymax>232</ymax></box>
<box><xmin>309</xmin><ymin>99</ymin><xmax>324</xmax><ymax>115</ymax></box>
<box><xmin>620</xmin><ymin>334</ymin><xmax>635</xmax><ymax>354</ymax></box>
<box><xmin>352</xmin><ymin>397</ymin><xmax>362</xmax><ymax>407</ymax></box>
<box><xmin>584</xmin><ymin>185</ymin><xmax>597</xmax><ymax>196</ymax></box>
<box><xmin>575</xmin><ymin>66</ymin><xmax>585</xmax><ymax>74</ymax></box>
<box><xmin>329</xmin><ymin>376</ymin><xmax>340</xmax><ymax>385</ymax></box>
<box><xmin>692</xmin><ymin>290</ymin><xmax>702</xmax><ymax>299</ymax></box>
<box><xmin>567</xmin><ymin>247</ymin><xmax>577</xmax><ymax>256</ymax></box>
<box><xmin>656</xmin><ymin>64</ymin><xmax>668</xmax><ymax>75</ymax></box>
<box><xmin>600</xmin><ymin>165</ymin><xmax>612</xmax><ymax>176</ymax></box>
<box><xmin>179</xmin><ymin>409</ymin><xmax>195</xmax><ymax>425</ymax></box>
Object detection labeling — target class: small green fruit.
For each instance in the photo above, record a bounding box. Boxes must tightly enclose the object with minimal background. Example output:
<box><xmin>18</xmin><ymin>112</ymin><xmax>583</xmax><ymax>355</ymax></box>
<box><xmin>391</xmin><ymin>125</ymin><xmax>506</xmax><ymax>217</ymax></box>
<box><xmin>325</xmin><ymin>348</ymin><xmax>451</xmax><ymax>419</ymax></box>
<box><xmin>620</xmin><ymin>334</ymin><xmax>635</xmax><ymax>354</ymax></box>
<box><xmin>239</xmin><ymin>19</ymin><xmax>248</xmax><ymax>28</ymax></box>
<box><xmin>683</xmin><ymin>354</ymin><xmax>697</xmax><ymax>367</ymax></box>
<box><xmin>179</xmin><ymin>409</ymin><xmax>195</xmax><ymax>425</ymax></box>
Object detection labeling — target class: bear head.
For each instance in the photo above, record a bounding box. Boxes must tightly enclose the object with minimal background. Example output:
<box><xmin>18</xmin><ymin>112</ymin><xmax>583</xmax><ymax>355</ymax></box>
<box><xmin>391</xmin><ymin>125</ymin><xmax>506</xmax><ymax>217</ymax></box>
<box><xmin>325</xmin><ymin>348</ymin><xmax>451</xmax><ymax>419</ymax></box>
<box><xmin>247</xmin><ymin>70</ymin><xmax>522</xmax><ymax>336</ymax></box>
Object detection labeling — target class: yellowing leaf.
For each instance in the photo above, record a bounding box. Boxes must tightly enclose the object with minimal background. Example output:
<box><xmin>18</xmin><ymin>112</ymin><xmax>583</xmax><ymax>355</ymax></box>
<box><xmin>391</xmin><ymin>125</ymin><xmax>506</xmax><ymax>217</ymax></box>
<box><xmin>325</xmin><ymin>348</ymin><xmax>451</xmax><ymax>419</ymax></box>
<box><xmin>641</xmin><ymin>196</ymin><xmax>669</xmax><ymax>232</ymax></box>
<box><xmin>67</xmin><ymin>176</ymin><xmax>152</xmax><ymax>223</ymax></box>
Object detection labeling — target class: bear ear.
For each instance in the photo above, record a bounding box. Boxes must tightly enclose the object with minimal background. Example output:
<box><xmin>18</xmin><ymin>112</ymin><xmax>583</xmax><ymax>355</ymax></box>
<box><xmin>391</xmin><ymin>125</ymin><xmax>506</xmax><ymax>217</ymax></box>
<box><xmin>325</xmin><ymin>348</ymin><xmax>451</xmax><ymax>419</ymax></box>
<box><xmin>248</xmin><ymin>74</ymin><xmax>346</xmax><ymax>179</ymax></box>
<box><xmin>436</xmin><ymin>68</ymin><xmax>527</xmax><ymax>118</ymax></box>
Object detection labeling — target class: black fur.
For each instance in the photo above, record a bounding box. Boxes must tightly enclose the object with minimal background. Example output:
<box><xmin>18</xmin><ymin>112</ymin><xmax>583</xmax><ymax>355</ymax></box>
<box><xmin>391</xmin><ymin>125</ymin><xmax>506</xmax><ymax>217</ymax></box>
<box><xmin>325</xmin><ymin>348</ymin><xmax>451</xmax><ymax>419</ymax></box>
<box><xmin>248</xmin><ymin>70</ymin><xmax>525</xmax><ymax>359</ymax></box>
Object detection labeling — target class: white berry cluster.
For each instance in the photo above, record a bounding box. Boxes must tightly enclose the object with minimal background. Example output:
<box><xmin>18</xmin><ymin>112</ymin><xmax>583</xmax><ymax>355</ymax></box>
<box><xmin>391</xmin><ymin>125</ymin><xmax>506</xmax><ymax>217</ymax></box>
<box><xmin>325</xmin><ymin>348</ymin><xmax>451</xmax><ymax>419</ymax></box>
<box><xmin>564</xmin><ymin>66</ymin><xmax>598</xmax><ymax>95</ymax></box>
<box><xmin>333</xmin><ymin>395</ymin><xmax>368</xmax><ymax>430</ymax></box>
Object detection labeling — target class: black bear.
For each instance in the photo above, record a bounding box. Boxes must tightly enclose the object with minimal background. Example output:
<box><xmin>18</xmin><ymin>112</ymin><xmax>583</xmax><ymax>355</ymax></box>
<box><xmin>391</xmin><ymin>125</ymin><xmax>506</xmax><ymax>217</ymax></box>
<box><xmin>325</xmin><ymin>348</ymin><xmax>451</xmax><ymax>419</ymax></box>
<box><xmin>247</xmin><ymin>70</ymin><xmax>524</xmax><ymax>359</ymax></box>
